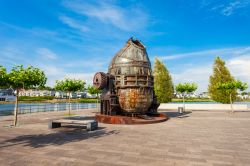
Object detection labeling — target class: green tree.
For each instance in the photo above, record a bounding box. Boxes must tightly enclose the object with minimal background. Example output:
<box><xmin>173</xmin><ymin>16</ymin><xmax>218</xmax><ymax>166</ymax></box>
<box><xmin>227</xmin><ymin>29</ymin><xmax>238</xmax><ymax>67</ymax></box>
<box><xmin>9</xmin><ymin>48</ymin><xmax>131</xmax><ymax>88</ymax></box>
<box><xmin>208</xmin><ymin>57</ymin><xmax>235</xmax><ymax>103</ymax></box>
<box><xmin>0</xmin><ymin>65</ymin><xmax>8</xmax><ymax>87</ymax></box>
<box><xmin>39</xmin><ymin>86</ymin><xmax>55</xmax><ymax>91</ymax></box>
<box><xmin>87</xmin><ymin>85</ymin><xmax>102</xmax><ymax>105</ymax></box>
<box><xmin>241</xmin><ymin>92</ymin><xmax>247</xmax><ymax>96</ymax></box>
<box><xmin>87</xmin><ymin>85</ymin><xmax>101</xmax><ymax>97</ymax></box>
<box><xmin>217</xmin><ymin>80</ymin><xmax>248</xmax><ymax>113</ymax></box>
<box><xmin>153</xmin><ymin>58</ymin><xmax>174</xmax><ymax>103</ymax></box>
<box><xmin>55</xmin><ymin>78</ymin><xmax>85</xmax><ymax>115</ymax></box>
<box><xmin>176</xmin><ymin>82</ymin><xmax>198</xmax><ymax>111</ymax></box>
<box><xmin>8</xmin><ymin>65</ymin><xmax>47</xmax><ymax>126</ymax></box>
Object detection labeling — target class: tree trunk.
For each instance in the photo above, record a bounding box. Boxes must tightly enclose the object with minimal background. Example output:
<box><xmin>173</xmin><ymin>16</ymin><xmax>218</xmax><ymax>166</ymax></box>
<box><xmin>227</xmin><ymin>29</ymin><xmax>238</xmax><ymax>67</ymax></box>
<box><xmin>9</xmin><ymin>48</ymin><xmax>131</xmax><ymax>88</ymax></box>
<box><xmin>13</xmin><ymin>89</ymin><xmax>19</xmax><ymax>126</ymax></box>
<box><xmin>182</xmin><ymin>93</ymin><xmax>185</xmax><ymax>112</ymax></box>
<box><xmin>68</xmin><ymin>92</ymin><xmax>71</xmax><ymax>116</ymax></box>
<box><xmin>230</xmin><ymin>93</ymin><xmax>234</xmax><ymax>113</ymax></box>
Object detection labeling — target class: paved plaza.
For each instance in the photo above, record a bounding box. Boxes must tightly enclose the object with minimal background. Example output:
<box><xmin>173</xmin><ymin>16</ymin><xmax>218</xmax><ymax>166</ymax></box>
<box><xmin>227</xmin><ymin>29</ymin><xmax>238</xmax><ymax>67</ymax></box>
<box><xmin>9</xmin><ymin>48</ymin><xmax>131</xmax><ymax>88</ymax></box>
<box><xmin>0</xmin><ymin>109</ymin><xmax>250</xmax><ymax>166</ymax></box>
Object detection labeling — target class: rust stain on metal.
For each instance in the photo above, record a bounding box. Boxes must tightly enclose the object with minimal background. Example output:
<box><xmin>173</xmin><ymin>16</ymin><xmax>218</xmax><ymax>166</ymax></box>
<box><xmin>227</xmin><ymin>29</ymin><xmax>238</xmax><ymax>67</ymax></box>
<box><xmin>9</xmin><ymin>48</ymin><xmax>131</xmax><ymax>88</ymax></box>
<box><xmin>93</xmin><ymin>37</ymin><xmax>160</xmax><ymax>116</ymax></box>
<box><xmin>128</xmin><ymin>89</ymin><xmax>138</xmax><ymax>109</ymax></box>
<box><xmin>119</xmin><ymin>92</ymin><xmax>125</xmax><ymax>109</ymax></box>
<box><xmin>96</xmin><ymin>113</ymin><xmax>167</xmax><ymax>124</ymax></box>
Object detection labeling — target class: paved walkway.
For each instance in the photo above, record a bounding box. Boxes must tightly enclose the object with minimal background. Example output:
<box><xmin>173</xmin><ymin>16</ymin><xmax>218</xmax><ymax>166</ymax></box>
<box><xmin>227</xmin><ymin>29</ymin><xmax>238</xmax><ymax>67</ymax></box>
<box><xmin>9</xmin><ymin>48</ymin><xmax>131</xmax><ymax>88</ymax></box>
<box><xmin>0</xmin><ymin>109</ymin><xmax>250</xmax><ymax>166</ymax></box>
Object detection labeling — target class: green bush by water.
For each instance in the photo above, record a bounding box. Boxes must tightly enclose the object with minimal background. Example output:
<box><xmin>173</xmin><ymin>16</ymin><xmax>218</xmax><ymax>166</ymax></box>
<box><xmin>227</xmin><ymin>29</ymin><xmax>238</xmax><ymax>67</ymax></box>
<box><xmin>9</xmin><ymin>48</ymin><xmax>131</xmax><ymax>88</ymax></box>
<box><xmin>18</xmin><ymin>96</ymin><xmax>99</xmax><ymax>103</ymax></box>
<box><xmin>77</xmin><ymin>98</ymin><xmax>99</xmax><ymax>103</ymax></box>
<box><xmin>19</xmin><ymin>96</ymin><xmax>54</xmax><ymax>101</ymax></box>
<box><xmin>171</xmin><ymin>98</ymin><xmax>212</xmax><ymax>102</ymax></box>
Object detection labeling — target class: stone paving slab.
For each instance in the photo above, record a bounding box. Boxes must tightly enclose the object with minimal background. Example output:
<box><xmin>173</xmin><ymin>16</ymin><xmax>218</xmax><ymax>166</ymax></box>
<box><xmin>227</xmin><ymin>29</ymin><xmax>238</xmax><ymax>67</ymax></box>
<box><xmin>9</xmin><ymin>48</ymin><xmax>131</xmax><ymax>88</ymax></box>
<box><xmin>0</xmin><ymin>109</ymin><xmax>250</xmax><ymax>166</ymax></box>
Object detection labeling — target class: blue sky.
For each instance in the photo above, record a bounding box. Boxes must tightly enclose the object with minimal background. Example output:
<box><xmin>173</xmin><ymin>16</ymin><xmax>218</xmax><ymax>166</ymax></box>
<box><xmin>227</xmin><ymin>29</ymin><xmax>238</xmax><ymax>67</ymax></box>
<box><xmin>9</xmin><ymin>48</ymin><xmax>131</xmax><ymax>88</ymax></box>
<box><xmin>0</xmin><ymin>0</ymin><xmax>250</xmax><ymax>92</ymax></box>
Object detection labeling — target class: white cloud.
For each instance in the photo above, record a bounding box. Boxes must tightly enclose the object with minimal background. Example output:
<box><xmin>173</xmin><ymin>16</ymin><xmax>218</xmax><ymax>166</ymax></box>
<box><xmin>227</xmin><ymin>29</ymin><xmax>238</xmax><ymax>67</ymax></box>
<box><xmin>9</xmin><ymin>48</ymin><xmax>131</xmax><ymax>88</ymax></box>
<box><xmin>64</xmin><ymin>58</ymin><xmax>108</xmax><ymax>70</ymax></box>
<box><xmin>15</xmin><ymin>45</ymin><xmax>250</xmax><ymax>91</ymax></box>
<box><xmin>159</xmin><ymin>46</ymin><xmax>250</xmax><ymax>92</ymax></box>
<box><xmin>1</xmin><ymin>47</ymin><xmax>24</xmax><ymax>60</ymax></box>
<box><xmin>46</xmin><ymin>71</ymin><xmax>94</xmax><ymax>87</ymax></box>
<box><xmin>161</xmin><ymin>47</ymin><xmax>250</xmax><ymax>60</ymax></box>
<box><xmin>221</xmin><ymin>0</ymin><xmax>250</xmax><ymax>16</ymax></box>
<box><xmin>161</xmin><ymin>48</ymin><xmax>231</xmax><ymax>60</ymax></box>
<box><xmin>0</xmin><ymin>58</ymin><xmax>16</xmax><ymax>66</ymax></box>
<box><xmin>172</xmin><ymin>65</ymin><xmax>212</xmax><ymax>93</ymax></box>
<box><xmin>64</xmin><ymin>73</ymin><xmax>94</xmax><ymax>85</ymax></box>
<box><xmin>63</xmin><ymin>1</ymin><xmax>149</xmax><ymax>32</ymax></box>
<box><xmin>0</xmin><ymin>21</ymin><xmax>85</xmax><ymax>48</ymax></box>
<box><xmin>42</xmin><ymin>66</ymin><xmax>63</xmax><ymax>76</ymax></box>
<box><xmin>227</xmin><ymin>55</ymin><xmax>250</xmax><ymax>85</ymax></box>
<box><xmin>201</xmin><ymin>0</ymin><xmax>250</xmax><ymax>16</ymax></box>
<box><xmin>38</xmin><ymin>65</ymin><xmax>94</xmax><ymax>87</ymax></box>
<box><xmin>59</xmin><ymin>15</ymin><xmax>89</xmax><ymax>32</ymax></box>
<box><xmin>0</xmin><ymin>46</ymin><xmax>29</xmax><ymax>67</ymax></box>
<box><xmin>36</xmin><ymin>48</ymin><xmax>58</xmax><ymax>60</ymax></box>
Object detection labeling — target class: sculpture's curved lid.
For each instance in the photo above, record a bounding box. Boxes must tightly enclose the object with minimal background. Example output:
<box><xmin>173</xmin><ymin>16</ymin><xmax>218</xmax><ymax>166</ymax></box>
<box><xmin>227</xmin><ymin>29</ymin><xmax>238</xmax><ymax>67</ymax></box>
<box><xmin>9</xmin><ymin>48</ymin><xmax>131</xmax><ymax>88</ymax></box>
<box><xmin>108</xmin><ymin>37</ymin><xmax>151</xmax><ymax>71</ymax></box>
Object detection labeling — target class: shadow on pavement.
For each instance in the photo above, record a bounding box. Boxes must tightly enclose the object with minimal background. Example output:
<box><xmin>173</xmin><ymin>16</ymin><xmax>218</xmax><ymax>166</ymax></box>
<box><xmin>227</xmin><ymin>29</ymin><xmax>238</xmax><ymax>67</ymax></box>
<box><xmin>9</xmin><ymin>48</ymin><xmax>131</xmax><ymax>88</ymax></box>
<box><xmin>63</xmin><ymin>116</ymin><xmax>95</xmax><ymax>120</ymax></box>
<box><xmin>161</xmin><ymin>111</ymin><xmax>192</xmax><ymax>118</ymax></box>
<box><xmin>0</xmin><ymin>127</ymin><xmax>119</xmax><ymax>149</ymax></box>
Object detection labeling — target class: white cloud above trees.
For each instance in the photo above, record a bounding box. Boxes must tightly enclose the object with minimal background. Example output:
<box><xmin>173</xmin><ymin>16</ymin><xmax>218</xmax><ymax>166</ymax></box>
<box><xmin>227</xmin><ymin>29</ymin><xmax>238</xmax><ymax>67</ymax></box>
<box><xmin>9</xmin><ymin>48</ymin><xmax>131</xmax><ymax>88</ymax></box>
<box><xmin>62</xmin><ymin>0</ymin><xmax>149</xmax><ymax>32</ymax></box>
<box><xmin>158</xmin><ymin>46</ymin><xmax>250</xmax><ymax>92</ymax></box>
<box><xmin>36</xmin><ymin>48</ymin><xmax>58</xmax><ymax>60</ymax></box>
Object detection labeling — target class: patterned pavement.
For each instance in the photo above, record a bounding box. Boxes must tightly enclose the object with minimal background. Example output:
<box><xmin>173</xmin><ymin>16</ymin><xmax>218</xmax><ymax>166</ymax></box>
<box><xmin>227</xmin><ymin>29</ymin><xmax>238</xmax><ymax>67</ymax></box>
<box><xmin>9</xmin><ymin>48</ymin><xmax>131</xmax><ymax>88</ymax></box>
<box><xmin>0</xmin><ymin>109</ymin><xmax>250</xmax><ymax>166</ymax></box>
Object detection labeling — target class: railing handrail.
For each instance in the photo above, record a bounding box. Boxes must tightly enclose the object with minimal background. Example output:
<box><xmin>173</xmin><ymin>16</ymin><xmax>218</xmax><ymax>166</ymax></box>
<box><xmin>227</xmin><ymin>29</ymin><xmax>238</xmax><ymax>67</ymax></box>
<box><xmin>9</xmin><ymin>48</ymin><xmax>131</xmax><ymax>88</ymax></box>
<box><xmin>0</xmin><ymin>103</ymin><xmax>99</xmax><ymax>115</ymax></box>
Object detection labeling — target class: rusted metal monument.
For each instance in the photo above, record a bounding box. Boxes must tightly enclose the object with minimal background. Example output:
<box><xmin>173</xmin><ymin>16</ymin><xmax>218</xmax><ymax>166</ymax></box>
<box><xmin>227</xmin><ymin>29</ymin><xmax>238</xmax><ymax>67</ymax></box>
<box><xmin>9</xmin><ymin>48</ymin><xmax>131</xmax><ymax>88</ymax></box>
<box><xmin>93</xmin><ymin>38</ymin><xmax>167</xmax><ymax>124</ymax></box>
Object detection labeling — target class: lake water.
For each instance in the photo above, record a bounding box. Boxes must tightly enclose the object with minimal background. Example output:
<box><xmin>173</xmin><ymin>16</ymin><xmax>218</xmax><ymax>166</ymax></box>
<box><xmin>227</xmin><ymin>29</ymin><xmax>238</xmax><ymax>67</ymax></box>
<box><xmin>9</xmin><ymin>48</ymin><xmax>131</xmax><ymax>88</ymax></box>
<box><xmin>0</xmin><ymin>103</ymin><xmax>98</xmax><ymax>116</ymax></box>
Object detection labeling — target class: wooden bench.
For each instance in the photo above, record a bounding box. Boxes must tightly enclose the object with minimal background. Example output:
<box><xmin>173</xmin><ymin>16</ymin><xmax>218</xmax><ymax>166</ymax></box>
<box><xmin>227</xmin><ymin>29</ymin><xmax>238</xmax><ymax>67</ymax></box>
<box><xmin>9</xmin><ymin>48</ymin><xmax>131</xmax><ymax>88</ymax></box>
<box><xmin>48</xmin><ymin>119</ymin><xmax>98</xmax><ymax>131</ymax></box>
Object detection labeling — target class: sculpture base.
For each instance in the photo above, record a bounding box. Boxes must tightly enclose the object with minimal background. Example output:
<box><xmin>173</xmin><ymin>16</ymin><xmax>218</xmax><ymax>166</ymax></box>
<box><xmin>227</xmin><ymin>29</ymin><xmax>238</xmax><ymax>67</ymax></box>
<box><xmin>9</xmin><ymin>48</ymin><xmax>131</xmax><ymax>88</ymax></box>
<box><xmin>95</xmin><ymin>113</ymin><xmax>168</xmax><ymax>124</ymax></box>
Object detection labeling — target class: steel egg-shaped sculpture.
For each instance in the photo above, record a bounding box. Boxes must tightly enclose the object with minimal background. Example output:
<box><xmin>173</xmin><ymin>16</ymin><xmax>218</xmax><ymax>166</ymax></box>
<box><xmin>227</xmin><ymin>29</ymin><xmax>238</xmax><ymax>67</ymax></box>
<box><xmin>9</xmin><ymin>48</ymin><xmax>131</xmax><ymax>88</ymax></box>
<box><xmin>93</xmin><ymin>38</ymin><xmax>159</xmax><ymax>116</ymax></box>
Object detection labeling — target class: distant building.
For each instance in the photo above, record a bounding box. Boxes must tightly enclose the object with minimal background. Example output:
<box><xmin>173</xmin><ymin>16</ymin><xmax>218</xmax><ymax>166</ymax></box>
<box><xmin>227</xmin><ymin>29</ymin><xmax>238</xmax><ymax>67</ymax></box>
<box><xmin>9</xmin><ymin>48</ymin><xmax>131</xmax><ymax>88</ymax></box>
<box><xmin>55</xmin><ymin>91</ymin><xmax>67</xmax><ymax>98</ymax></box>
<box><xmin>174</xmin><ymin>92</ymin><xmax>210</xmax><ymax>99</ymax></box>
<box><xmin>19</xmin><ymin>89</ymin><xmax>55</xmax><ymax>97</ymax></box>
<box><xmin>175</xmin><ymin>92</ymin><xmax>197</xmax><ymax>98</ymax></box>
<box><xmin>76</xmin><ymin>92</ymin><xmax>86</xmax><ymax>98</ymax></box>
<box><xmin>237</xmin><ymin>93</ymin><xmax>250</xmax><ymax>99</ymax></box>
<box><xmin>85</xmin><ymin>92</ymin><xmax>97</xmax><ymax>98</ymax></box>
<box><xmin>54</xmin><ymin>91</ymin><xmax>79</xmax><ymax>99</ymax></box>
<box><xmin>70</xmin><ymin>92</ymin><xmax>77</xmax><ymax>99</ymax></box>
<box><xmin>198</xmin><ymin>92</ymin><xmax>210</xmax><ymax>98</ymax></box>
<box><xmin>18</xmin><ymin>89</ymin><xmax>100</xmax><ymax>99</ymax></box>
<box><xmin>0</xmin><ymin>88</ymin><xmax>16</xmax><ymax>101</ymax></box>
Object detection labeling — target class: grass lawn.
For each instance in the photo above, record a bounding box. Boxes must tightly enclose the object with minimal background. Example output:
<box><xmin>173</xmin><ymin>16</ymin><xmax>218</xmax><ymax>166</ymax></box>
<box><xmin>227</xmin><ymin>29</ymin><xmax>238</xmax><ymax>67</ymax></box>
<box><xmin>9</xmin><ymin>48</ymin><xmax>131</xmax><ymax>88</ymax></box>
<box><xmin>171</xmin><ymin>98</ymin><xmax>213</xmax><ymax>102</ymax></box>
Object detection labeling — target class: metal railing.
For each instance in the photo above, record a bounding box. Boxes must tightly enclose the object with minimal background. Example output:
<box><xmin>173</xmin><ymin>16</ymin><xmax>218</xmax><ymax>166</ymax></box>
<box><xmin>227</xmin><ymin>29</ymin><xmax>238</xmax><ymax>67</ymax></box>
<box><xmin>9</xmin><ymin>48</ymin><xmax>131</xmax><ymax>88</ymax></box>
<box><xmin>0</xmin><ymin>103</ymin><xmax>99</xmax><ymax>116</ymax></box>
